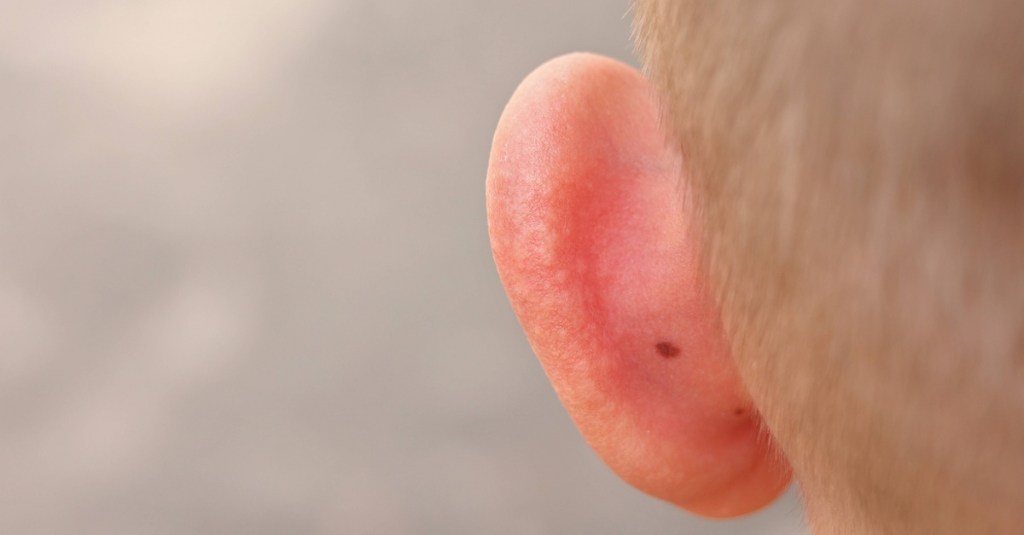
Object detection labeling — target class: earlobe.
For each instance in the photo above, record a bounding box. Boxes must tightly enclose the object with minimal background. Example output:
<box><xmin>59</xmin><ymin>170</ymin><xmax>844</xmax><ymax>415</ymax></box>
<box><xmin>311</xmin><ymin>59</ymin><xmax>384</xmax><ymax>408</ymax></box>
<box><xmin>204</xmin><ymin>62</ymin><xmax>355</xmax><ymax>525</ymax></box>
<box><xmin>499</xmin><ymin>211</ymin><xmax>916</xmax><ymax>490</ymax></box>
<box><xmin>486</xmin><ymin>53</ymin><xmax>791</xmax><ymax>517</ymax></box>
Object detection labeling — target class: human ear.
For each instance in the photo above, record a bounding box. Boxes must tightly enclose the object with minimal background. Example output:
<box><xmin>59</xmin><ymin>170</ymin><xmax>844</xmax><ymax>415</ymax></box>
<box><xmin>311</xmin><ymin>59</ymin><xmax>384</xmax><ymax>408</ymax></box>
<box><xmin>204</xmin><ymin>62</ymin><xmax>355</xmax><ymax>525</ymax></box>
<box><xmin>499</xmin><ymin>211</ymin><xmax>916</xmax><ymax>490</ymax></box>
<box><xmin>486</xmin><ymin>53</ymin><xmax>791</xmax><ymax>518</ymax></box>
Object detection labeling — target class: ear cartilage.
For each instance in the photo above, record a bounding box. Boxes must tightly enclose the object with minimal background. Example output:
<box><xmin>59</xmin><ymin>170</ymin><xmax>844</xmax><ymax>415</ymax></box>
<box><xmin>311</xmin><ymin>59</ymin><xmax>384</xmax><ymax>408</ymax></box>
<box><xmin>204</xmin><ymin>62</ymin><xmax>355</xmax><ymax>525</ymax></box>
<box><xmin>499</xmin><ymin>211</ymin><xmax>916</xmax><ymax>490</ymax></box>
<box><xmin>486</xmin><ymin>53</ymin><xmax>792</xmax><ymax>517</ymax></box>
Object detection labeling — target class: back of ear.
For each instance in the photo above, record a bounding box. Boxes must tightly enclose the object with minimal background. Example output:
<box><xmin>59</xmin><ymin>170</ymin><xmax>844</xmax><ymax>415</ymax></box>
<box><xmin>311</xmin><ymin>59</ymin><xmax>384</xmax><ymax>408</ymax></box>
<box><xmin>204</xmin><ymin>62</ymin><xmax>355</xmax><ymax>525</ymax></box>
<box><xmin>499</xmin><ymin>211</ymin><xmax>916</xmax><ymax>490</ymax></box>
<box><xmin>486</xmin><ymin>53</ymin><xmax>791</xmax><ymax>518</ymax></box>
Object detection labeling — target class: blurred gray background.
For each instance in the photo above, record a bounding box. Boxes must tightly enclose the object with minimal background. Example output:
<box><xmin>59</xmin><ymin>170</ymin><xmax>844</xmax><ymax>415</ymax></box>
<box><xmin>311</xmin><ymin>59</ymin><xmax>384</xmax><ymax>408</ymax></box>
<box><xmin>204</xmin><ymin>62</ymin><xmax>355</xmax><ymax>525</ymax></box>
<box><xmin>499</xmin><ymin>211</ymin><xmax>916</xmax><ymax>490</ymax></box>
<box><xmin>0</xmin><ymin>1</ymin><xmax>807</xmax><ymax>533</ymax></box>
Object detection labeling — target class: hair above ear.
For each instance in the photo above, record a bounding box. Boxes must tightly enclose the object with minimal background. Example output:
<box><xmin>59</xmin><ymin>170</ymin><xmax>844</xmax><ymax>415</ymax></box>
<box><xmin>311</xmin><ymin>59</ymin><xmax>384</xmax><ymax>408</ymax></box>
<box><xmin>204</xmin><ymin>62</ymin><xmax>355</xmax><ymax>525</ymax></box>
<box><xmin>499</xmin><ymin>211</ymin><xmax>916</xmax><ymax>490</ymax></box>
<box><xmin>486</xmin><ymin>53</ymin><xmax>791</xmax><ymax>518</ymax></box>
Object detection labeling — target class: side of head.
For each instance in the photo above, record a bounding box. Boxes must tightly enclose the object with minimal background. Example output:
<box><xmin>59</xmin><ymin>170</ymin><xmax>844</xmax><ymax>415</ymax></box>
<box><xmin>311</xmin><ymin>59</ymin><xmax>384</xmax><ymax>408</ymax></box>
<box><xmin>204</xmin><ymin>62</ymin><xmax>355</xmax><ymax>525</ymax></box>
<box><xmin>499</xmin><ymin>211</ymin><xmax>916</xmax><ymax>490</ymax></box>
<box><xmin>633</xmin><ymin>1</ymin><xmax>1024</xmax><ymax>532</ymax></box>
<box><xmin>487</xmin><ymin>1</ymin><xmax>1024</xmax><ymax>533</ymax></box>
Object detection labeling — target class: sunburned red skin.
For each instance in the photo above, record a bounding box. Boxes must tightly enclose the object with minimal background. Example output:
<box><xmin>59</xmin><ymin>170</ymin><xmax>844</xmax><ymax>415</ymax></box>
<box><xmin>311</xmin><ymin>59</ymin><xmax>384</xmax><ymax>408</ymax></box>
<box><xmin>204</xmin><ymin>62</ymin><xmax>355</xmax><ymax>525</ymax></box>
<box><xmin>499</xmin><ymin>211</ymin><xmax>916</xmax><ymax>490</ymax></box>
<box><xmin>486</xmin><ymin>53</ymin><xmax>791</xmax><ymax>517</ymax></box>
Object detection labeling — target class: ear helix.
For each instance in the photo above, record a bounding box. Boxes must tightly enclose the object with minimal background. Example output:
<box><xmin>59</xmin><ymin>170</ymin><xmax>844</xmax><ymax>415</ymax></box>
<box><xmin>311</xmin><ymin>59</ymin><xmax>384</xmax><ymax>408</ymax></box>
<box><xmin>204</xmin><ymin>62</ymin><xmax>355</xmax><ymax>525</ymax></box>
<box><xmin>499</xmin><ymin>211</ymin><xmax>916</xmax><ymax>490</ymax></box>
<box><xmin>486</xmin><ymin>53</ymin><xmax>791</xmax><ymax>517</ymax></box>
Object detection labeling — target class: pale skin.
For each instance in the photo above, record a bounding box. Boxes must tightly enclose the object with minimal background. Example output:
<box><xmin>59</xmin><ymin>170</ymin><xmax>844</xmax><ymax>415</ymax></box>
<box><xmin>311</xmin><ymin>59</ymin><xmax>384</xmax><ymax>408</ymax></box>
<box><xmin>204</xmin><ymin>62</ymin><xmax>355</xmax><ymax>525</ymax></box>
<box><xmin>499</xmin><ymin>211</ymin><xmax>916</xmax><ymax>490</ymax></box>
<box><xmin>487</xmin><ymin>3</ymin><xmax>1024</xmax><ymax>534</ymax></box>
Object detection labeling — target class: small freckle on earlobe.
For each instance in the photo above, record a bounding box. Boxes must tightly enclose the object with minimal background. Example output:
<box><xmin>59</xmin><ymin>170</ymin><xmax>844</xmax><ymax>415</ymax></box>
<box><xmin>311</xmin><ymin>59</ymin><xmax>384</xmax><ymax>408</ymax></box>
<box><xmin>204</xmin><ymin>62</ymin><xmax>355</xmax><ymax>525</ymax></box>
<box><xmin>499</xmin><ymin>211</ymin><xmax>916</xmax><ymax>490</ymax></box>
<box><xmin>655</xmin><ymin>341</ymin><xmax>680</xmax><ymax>358</ymax></box>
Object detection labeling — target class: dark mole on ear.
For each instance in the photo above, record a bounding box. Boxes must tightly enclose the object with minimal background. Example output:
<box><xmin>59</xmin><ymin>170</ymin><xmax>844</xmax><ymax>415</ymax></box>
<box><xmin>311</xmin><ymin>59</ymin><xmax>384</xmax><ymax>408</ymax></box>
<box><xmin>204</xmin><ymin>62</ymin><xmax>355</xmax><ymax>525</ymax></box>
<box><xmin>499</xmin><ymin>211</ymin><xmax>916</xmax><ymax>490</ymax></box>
<box><xmin>655</xmin><ymin>342</ymin><xmax>680</xmax><ymax>358</ymax></box>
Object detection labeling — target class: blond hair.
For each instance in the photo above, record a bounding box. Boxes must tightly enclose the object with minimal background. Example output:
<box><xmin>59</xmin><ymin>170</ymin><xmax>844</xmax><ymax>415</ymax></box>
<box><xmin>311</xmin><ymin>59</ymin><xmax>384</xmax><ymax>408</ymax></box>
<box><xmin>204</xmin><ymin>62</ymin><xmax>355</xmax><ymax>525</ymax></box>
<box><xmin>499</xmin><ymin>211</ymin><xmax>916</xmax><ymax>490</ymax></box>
<box><xmin>633</xmin><ymin>1</ymin><xmax>1024</xmax><ymax>532</ymax></box>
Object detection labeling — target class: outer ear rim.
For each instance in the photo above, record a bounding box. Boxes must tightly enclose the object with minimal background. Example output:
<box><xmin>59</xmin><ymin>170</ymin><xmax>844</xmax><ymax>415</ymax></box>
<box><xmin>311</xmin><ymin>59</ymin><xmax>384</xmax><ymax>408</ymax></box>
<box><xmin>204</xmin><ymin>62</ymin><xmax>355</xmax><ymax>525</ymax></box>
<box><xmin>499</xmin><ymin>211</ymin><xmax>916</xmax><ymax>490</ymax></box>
<box><xmin>487</xmin><ymin>52</ymin><xmax>792</xmax><ymax>518</ymax></box>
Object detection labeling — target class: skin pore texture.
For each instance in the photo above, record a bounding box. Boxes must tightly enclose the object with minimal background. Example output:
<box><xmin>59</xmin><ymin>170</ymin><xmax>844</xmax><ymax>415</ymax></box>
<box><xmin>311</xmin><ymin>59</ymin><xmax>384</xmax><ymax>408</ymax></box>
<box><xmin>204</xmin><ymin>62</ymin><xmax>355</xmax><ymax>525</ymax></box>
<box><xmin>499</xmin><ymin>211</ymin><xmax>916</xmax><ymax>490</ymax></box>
<box><xmin>488</xmin><ymin>1</ymin><xmax>1024</xmax><ymax>533</ymax></box>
